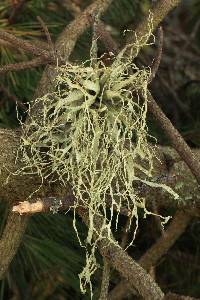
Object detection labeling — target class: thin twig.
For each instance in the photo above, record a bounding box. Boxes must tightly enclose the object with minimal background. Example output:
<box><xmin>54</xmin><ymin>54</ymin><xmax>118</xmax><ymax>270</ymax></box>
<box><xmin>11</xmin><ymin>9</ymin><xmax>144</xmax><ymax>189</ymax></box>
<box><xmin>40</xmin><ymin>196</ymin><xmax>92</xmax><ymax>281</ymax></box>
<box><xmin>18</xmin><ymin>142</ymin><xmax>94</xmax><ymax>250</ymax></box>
<box><xmin>0</xmin><ymin>30</ymin><xmax>52</xmax><ymax>60</ymax></box>
<box><xmin>149</xmin><ymin>26</ymin><xmax>163</xmax><ymax>83</ymax></box>
<box><xmin>36</xmin><ymin>16</ymin><xmax>55</xmax><ymax>54</ymax></box>
<box><xmin>12</xmin><ymin>196</ymin><xmax>75</xmax><ymax>214</ymax></box>
<box><xmin>0</xmin><ymin>56</ymin><xmax>51</xmax><ymax>74</ymax></box>
<box><xmin>147</xmin><ymin>91</ymin><xmax>200</xmax><ymax>186</ymax></box>
<box><xmin>12</xmin><ymin>196</ymin><xmax>129</xmax><ymax>216</ymax></box>
<box><xmin>0</xmin><ymin>84</ymin><xmax>26</xmax><ymax>111</ymax></box>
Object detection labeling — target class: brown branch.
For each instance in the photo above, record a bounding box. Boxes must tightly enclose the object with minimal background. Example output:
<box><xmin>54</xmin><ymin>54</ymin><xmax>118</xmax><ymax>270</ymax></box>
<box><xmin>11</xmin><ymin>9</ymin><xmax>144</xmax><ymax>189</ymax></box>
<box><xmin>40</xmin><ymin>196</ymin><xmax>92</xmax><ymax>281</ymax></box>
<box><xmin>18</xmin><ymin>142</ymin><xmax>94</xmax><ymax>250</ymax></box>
<box><xmin>0</xmin><ymin>30</ymin><xmax>52</xmax><ymax>60</ymax></box>
<box><xmin>55</xmin><ymin>0</ymin><xmax>113</xmax><ymax>60</ymax></box>
<box><xmin>126</xmin><ymin>0</ymin><xmax>181</xmax><ymax>55</ymax></box>
<box><xmin>63</xmin><ymin>0</ymin><xmax>118</xmax><ymax>55</ymax></box>
<box><xmin>78</xmin><ymin>208</ymin><xmax>165</xmax><ymax>300</ymax></box>
<box><xmin>12</xmin><ymin>197</ymin><xmax>165</xmax><ymax>299</ymax></box>
<box><xmin>109</xmin><ymin>210</ymin><xmax>191</xmax><ymax>300</ymax></box>
<box><xmin>11</xmin><ymin>195</ymin><xmax>130</xmax><ymax>216</ymax></box>
<box><xmin>0</xmin><ymin>38</ymin><xmax>49</xmax><ymax>52</ymax></box>
<box><xmin>0</xmin><ymin>84</ymin><xmax>26</xmax><ymax>111</ymax></box>
<box><xmin>147</xmin><ymin>91</ymin><xmax>200</xmax><ymax>186</ymax></box>
<box><xmin>99</xmin><ymin>257</ymin><xmax>110</xmax><ymax>300</ymax></box>
<box><xmin>164</xmin><ymin>292</ymin><xmax>200</xmax><ymax>300</ymax></box>
<box><xmin>149</xmin><ymin>26</ymin><xmax>163</xmax><ymax>83</ymax></box>
<box><xmin>36</xmin><ymin>16</ymin><xmax>54</xmax><ymax>54</ymax></box>
<box><xmin>12</xmin><ymin>196</ymin><xmax>75</xmax><ymax>214</ymax></box>
<box><xmin>0</xmin><ymin>56</ymin><xmax>51</xmax><ymax>74</ymax></box>
<box><xmin>1</xmin><ymin>127</ymin><xmax>200</xmax><ymax>214</ymax></box>
<box><xmin>32</xmin><ymin>0</ymin><xmax>114</xmax><ymax>114</ymax></box>
<box><xmin>62</xmin><ymin>0</ymin><xmax>81</xmax><ymax>16</ymax></box>
<box><xmin>0</xmin><ymin>211</ymin><xmax>28</xmax><ymax>279</ymax></box>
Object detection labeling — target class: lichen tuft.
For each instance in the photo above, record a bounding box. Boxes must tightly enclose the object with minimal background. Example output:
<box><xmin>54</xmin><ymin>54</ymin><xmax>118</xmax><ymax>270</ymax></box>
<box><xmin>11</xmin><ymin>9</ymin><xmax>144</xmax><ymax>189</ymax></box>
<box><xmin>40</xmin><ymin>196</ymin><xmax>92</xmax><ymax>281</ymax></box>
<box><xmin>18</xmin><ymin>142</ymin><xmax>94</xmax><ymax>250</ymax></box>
<box><xmin>16</xmin><ymin>18</ymin><xmax>179</xmax><ymax>297</ymax></box>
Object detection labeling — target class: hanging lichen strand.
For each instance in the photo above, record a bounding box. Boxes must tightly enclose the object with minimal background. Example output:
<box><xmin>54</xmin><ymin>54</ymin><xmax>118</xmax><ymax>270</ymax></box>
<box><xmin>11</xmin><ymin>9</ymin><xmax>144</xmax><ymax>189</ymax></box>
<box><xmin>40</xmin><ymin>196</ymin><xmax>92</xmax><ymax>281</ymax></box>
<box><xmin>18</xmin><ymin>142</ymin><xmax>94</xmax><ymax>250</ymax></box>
<box><xmin>18</xmin><ymin>19</ymin><xmax>179</xmax><ymax>297</ymax></box>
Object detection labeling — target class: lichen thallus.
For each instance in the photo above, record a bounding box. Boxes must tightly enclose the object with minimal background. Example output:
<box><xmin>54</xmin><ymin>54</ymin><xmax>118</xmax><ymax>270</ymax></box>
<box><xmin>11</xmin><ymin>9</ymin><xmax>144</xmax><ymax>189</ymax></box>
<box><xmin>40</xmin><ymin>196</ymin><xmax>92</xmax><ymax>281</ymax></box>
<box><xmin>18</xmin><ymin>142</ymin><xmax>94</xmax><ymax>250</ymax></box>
<box><xmin>16</xmin><ymin>15</ymin><xmax>179</xmax><ymax>297</ymax></box>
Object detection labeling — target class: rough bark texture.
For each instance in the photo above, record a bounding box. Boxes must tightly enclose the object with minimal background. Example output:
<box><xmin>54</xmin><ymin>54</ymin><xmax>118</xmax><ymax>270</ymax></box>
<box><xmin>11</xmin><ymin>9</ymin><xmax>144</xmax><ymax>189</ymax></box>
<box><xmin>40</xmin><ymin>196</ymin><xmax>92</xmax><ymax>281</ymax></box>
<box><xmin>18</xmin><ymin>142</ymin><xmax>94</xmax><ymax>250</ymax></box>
<box><xmin>109</xmin><ymin>210</ymin><xmax>191</xmax><ymax>300</ymax></box>
<box><xmin>126</xmin><ymin>0</ymin><xmax>181</xmax><ymax>54</ymax></box>
<box><xmin>1</xmin><ymin>128</ymin><xmax>200</xmax><ymax>213</ymax></box>
<box><xmin>78</xmin><ymin>208</ymin><xmax>164</xmax><ymax>300</ymax></box>
<box><xmin>0</xmin><ymin>129</ymin><xmax>65</xmax><ymax>203</ymax></box>
<box><xmin>148</xmin><ymin>92</ymin><xmax>200</xmax><ymax>186</ymax></box>
<box><xmin>0</xmin><ymin>212</ymin><xmax>28</xmax><ymax>279</ymax></box>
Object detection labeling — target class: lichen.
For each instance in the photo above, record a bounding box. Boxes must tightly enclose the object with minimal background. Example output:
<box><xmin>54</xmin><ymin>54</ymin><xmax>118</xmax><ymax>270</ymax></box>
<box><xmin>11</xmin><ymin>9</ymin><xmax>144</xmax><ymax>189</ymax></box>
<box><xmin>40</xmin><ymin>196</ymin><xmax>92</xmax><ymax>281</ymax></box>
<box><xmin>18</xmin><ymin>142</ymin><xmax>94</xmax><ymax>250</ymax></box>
<box><xmin>16</xmin><ymin>17</ymin><xmax>179</xmax><ymax>297</ymax></box>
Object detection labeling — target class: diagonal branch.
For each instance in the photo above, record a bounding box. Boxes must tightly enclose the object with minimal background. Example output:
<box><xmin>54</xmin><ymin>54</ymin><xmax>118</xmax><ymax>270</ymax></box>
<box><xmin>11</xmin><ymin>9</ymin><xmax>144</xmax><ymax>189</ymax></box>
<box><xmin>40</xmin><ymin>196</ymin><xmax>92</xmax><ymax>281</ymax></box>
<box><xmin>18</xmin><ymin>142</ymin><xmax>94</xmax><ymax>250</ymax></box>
<box><xmin>0</xmin><ymin>30</ymin><xmax>52</xmax><ymax>60</ymax></box>
<box><xmin>77</xmin><ymin>207</ymin><xmax>165</xmax><ymax>300</ymax></box>
<box><xmin>0</xmin><ymin>56</ymin><xmax>51</xmax><ymax>74</ymax></box>
<box><xmin>126</xmin><ymin>0</ymin><xmax>181</xmax><ymax>52</ymax></box>
<box><xmin>0</xmin><ymin>84</ymin><xmax>26</xmax><ymax>111</ymax></box>
<box><xmin>55</xmin><ymin>0</ymin><xmax>113</xmax><ymax>60</ymax></box>
<box><xmin>32</xmin><ymin>0</ymin><xmax>114</xmax><ymax>114</ymax></box>
<box><xmin>147</xmin><ymin>92</ymin><xmax>200</xmax><ymax>186</ymax></box>
<box><xmin>0</xmin><ymin>211</ymin><xmax>28</xmax><ymax>279</ymax></box>
<box><xmin>109</xmin><ymin>210</ymin><xmax>191</xmax><ymax>300</ymax></box>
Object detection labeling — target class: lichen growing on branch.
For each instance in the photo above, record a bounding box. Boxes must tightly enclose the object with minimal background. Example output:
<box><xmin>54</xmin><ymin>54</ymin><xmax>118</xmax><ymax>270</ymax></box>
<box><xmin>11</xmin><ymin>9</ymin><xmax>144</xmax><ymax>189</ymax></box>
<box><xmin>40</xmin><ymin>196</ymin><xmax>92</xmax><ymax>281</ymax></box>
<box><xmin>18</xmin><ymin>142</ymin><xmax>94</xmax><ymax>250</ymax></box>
<box><xmin>16</xmin><ymin>17</ymin><xmax>179</xmax><ymax>297</ymax></box>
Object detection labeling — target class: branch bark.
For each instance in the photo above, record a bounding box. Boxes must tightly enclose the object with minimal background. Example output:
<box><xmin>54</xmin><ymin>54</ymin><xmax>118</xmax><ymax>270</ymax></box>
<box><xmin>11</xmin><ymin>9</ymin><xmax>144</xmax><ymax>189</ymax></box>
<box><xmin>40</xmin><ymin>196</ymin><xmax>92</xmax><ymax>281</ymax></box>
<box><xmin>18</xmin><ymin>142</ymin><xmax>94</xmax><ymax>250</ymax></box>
<box><xmin>109</xmin><ymin>210</ymin><xmax>191</xmax><ymax>300</ymax></box>
<box><xmin>0</xmin><ymin>56</ymin><xmax>51</xmax><ymax>74</ymax></box>
<box><xmin>0</xmin><ymin>30</ymin><xmax>51</xmax><ymax>59</ymax></box>
<box><xmin>1</xmin><ymin>128</ymin><xmax>200</xmax><ymax>213</ymax></box>
<box><xmin>78</xmin><ymin>208</ymin><xmax>165</xmax><ymax>300</ymax></box>
<box><xmin>126</xmin><ymin>0</ymin><xmax>181</xmax><ymax>50</ymax></box>
<box><xmin>148</xmin><ymin>92</ymin><xmax>200</xmax><ymax>186</ymax></box>
<box><xmin>0</xmin><ymin>211</ymin><xmax>28</xmax><ymax>279</ymax></box>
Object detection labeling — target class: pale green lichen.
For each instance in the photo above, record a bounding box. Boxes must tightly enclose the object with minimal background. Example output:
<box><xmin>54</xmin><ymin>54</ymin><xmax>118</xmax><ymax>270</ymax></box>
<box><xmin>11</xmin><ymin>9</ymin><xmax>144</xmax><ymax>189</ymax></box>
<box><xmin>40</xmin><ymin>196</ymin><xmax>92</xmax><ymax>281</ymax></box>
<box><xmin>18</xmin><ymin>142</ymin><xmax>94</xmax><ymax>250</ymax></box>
<box><xmin>16</xmin><ymin>16</ymin><xmax>179</xmax><ymax>297</ymax></box>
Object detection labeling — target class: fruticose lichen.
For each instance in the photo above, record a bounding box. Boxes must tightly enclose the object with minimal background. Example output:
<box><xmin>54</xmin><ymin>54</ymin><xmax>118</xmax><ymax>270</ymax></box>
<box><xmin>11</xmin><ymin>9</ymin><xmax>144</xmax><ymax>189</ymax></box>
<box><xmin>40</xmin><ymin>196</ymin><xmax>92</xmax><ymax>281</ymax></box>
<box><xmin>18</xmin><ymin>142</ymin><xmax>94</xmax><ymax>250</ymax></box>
<box><xmin>16</xmin><ymin>18</ymin><xmax>179</xmax><ymax>297</ymax></box>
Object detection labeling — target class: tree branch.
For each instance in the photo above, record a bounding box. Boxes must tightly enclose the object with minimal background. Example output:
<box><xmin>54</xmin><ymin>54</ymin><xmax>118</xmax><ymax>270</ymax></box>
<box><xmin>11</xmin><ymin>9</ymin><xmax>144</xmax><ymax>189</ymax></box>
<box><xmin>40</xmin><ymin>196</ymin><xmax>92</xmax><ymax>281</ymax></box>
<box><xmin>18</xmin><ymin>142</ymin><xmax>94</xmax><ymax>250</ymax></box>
<box><xmin>1</xmin><ymin>128</ymin><xmax>200</xmax><ymax>213</ymax></box>
<box><xmin>0</xmin><ymin>30</ymin><xmax>52</xmax><ymax>60</ymax></box>
<box><xmin>109</xmin><ymin>210</ymin><xmax>191</xmax><ymax>300</ymax></box>
<box><xmin>99</xmin><ymin>257</ymin><xmax>110</xmax><ymax>300</ymax></box>
<box><xmin>32</xmin><ymin>0</ymin><xmax>114</xmax><ymax>116</ymax></box>
<box><xmin>0</xmin><ymin>84</ymin><xmax>26</xmax><ymax>111</ymax></box>
<box><xmin>126</xmin><ymin>0</ymin><xmax>181</xmax><ymax>52</ymax></box>
<box><xmin>0</xmin><ymin>56</ymin><xmax>51</xmax><ymax>74</ymax></box>
<box><xmin>78</xmin><ymin>208</ymin><xmax>165</xmax><ymax>300</ymax></box>
<box><xmin>0</xmin><ymin>211</ymin><xmax>28</xmax><ymax>279</ymax></box>
<box><xmin>148</xmin><ymin>92</ymin><xmax>200</xmax><ymax>186</ymax></box>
